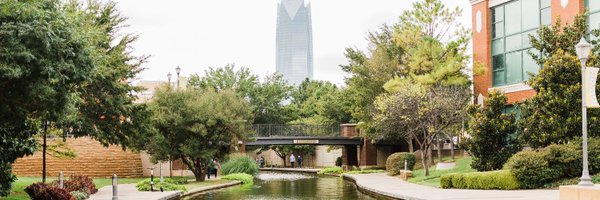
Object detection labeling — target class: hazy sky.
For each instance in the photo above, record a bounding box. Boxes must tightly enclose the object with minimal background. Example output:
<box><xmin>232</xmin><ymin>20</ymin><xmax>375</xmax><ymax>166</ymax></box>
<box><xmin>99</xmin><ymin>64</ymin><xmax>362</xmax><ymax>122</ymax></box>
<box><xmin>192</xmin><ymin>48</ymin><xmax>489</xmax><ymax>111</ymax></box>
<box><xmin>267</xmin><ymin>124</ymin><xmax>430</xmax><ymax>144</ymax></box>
<box><xmin>116</xmin><ymin>0</ymin><xmax>472</xmax><ymax>85</ymax></box>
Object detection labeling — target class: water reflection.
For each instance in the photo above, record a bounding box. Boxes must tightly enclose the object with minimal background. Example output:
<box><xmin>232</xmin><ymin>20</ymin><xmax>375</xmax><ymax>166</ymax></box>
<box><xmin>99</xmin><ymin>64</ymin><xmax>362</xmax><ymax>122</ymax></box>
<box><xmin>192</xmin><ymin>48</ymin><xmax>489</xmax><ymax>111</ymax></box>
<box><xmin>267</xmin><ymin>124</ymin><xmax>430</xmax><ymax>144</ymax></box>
<box><xmin>186</xmin><ymin>172</ymin><xmax>377</xmax><ymax>200</ymax></box>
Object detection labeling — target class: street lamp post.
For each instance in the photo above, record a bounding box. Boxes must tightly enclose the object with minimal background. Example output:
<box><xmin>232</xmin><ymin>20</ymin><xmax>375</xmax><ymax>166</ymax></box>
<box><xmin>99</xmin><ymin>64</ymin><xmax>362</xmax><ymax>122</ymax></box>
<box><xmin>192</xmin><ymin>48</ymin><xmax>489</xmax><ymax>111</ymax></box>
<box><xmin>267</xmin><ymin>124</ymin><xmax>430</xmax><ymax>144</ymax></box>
<box><xmin>176</xmin><ymin>66</ymin><xmax>181</xmax><ymax>89</ymax></box>
<box><xmin>575</xmin><ymin>37</ymin><xmax>594</xmax><ymax>186</ymax></box>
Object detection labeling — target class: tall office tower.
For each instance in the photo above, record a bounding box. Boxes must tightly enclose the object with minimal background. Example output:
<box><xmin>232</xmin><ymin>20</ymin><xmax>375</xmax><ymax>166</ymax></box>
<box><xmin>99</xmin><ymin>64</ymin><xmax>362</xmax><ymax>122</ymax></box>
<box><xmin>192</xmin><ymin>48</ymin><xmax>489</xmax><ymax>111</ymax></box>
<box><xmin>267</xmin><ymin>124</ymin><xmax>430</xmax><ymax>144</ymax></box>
<box><xmin>276</xmin><ymin>0</ymin><xmax>313</xmax><ymax>86</ymax></box>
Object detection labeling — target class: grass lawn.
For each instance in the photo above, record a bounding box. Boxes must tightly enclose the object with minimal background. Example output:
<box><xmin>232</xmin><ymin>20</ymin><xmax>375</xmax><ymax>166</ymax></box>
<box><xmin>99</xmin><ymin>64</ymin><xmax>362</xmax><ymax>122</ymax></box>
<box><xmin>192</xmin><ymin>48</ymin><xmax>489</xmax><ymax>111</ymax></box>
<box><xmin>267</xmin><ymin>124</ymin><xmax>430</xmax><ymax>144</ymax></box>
<box><xmin>408</xmin><ymin>157</ymin><xmax>476</xmax><ymax>188</ymax></box>
<box><xmin>1</xmin><ymin>176</ymin><xmax>146</xmax><ymax>200</ymax></box>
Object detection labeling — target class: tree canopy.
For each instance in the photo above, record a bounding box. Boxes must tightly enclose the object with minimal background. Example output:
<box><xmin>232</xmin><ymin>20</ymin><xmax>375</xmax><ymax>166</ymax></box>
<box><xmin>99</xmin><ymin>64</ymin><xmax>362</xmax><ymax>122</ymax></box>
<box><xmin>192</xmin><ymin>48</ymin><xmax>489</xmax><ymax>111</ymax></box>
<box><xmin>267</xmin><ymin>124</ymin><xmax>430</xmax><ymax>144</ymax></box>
<box><xmin>0</xmin><ymin>0</ymin><xmax>150</xmax><ymax>195</ymax></box>
<box><xmin>146</xmin><ymin>87</ymin><xmax>253</xmax><ymax>181</ymax></box>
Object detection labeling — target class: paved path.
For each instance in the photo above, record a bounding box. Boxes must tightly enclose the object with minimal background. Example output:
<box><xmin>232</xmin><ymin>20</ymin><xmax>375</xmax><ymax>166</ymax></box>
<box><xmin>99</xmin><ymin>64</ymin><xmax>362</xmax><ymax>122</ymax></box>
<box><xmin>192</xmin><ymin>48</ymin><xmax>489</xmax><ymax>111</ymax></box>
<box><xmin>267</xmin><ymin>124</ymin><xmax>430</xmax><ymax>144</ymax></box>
<box><xmin>260</xmin><ymin>167</ymin><xmax>321</xmax><ymax>173</ymax></box>
<box><xmin>89</xmin><ymin>184</ymin><xmax>182</xmax><ymax>200</ymax></box>
<box><xmin>343</xmin><ymin>173</ymin><xmax>559</xmax><ymax>200</ymax></box>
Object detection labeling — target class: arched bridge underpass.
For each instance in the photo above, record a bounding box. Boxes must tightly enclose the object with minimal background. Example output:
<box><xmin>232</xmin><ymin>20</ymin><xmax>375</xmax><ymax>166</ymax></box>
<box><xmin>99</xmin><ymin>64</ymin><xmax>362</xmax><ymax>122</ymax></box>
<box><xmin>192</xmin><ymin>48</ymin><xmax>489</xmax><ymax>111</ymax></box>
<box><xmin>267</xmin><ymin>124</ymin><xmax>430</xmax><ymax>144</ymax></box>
<box><xmin>241</xmin><ymin>124</ymin><xmax>377</xmax><ymax>167</ymax></box>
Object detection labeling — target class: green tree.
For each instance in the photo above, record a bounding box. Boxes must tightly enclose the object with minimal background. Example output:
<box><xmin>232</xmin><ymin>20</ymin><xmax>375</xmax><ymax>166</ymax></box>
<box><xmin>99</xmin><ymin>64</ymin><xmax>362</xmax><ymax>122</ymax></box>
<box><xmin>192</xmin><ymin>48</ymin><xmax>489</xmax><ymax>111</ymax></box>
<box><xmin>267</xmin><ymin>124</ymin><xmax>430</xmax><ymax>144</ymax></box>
<box><xmin>464</xmin><ymin>90</ymin><xmax>520</xmax><ymax>171</ymax></box>
<box><xmin>147</xmin><ymin>88</ymin><xmax>253</xmax><ymax>181</ymax></box>
<box><xmin>0</xmin><ymin>0</ymin><xmax>151</xmax><ymax>194</ymax></box>
<box><xmin>288</xmin><ymin>79</ymin><xmax>351</xmax><ymax>125</ymax></box>
<box><xmin>188</xmin><ymin>65</ymin><xmax>293</xmax><ymax>124</ymax></box>
<box><xmin>373</xmin><ymin>84</ymin><xmax>470</xmax><ymax>176</ymax></box>
<box><xmin>342</xmin><ymin>0</ymin><xmax>469</xmax><ymax>133</ymax></box>
<box><xmin>518</xmin><ymin>14</ymin><xmax>600</xmax><ymax>147</ymax></box>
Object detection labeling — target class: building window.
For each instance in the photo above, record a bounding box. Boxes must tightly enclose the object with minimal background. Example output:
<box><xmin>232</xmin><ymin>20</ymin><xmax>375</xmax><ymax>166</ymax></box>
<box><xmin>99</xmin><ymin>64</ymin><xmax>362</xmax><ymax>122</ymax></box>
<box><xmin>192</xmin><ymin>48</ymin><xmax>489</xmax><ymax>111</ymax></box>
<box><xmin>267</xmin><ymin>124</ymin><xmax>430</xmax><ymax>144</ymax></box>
<box><xmin>588</xmin><ymin>0</ymin><xmax>600</xmax><ymax>35</ymax></box>
<box><xmin>491</xmin><ymin>0</ymin><xmax>550</xmax><ymax>87</ymax></box>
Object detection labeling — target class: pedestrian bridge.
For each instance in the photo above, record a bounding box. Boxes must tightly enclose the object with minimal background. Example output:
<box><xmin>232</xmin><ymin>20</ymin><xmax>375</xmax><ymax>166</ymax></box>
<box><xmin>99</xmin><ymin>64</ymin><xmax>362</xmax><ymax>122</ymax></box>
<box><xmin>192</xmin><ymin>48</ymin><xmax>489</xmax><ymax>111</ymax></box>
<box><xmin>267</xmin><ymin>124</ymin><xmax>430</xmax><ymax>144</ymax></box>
<box><xmin>241</xmin><ymin>124</ymin><xmax>376</xmax><ymax>167</ymax></box>
<box><xmin>245</xmin><ymin>124</ymin><xmax>363</xmax><ymax>146</ymax></box>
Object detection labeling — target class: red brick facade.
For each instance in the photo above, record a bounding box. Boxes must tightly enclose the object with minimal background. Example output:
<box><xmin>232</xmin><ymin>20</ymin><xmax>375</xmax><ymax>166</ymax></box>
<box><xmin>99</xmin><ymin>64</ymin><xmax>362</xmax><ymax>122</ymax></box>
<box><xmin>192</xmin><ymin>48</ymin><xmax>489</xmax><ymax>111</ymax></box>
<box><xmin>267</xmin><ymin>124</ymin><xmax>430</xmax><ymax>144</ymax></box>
<box><xmin>472</xmin><ymin>0</ymin><xmax>585</xmax><ymax>104</ymax></box>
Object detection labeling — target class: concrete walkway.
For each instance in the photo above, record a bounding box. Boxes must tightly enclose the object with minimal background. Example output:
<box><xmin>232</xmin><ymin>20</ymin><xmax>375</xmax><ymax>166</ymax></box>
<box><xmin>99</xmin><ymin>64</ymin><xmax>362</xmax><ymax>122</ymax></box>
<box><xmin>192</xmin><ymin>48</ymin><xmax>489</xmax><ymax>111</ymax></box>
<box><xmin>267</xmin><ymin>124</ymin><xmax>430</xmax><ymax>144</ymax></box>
<box><xmin>260</xmin><ymin>167</ymin><xmax>320</xmax><ymax>173</ymax></box>
<box><xmin>89</xmin><ymin>184</ymin><xmax>182</xmax><ymax>200</ymax></box>
<box><xmin>343</xmin><ymin>173</ymin><xmax>559</xmax><ymax>200</ymax></box>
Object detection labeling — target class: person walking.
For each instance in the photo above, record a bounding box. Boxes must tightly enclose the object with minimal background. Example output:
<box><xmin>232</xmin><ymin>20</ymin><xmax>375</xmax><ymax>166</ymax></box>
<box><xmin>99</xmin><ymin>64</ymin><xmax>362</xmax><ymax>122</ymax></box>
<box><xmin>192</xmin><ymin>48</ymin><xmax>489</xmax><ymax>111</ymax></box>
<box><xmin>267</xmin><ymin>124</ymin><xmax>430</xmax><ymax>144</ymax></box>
<box><xmin>290</xmin><ymin>154</ymin><xmax>295</xmax><ymax>168</ymax></box>
<box><xmin>259</xmin><ymin>156</ymin><xmax>265</xmax><ymax>168</ymax></box>
<box><xmin>298</xmin><ymin>155</ymin><xmax>303</xmax><ymax>168</ymax></box>
<box><xmin>213</xmin><ymin>158</ymin><xmax>221</xmax><ymax>178</ymax></box>
<box><xmin>207</xmin><ymin>160</ymin><xmax>214</xmax><ymax>179</ymax></box>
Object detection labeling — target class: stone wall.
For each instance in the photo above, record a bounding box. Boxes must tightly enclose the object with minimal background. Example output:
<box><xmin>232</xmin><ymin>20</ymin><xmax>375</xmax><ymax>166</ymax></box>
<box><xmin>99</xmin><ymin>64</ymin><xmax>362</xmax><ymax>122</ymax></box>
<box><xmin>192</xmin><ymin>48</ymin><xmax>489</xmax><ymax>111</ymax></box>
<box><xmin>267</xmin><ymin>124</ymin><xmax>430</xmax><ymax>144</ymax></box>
<box><xmin>12</xmin><ymin>137</ymin><xmax>143</xmax><ymax>178</ymax></box>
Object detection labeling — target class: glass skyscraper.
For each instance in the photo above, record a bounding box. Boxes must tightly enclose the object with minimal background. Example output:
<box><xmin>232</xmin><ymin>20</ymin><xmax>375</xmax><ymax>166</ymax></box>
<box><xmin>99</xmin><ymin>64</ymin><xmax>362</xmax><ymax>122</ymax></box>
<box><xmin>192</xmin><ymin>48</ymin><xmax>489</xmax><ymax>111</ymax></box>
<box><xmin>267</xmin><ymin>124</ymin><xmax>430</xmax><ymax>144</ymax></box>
<box><xmin>276</xmin><ymin>0</ymin><xmax>313</xmax><ymax>86</ymax></box>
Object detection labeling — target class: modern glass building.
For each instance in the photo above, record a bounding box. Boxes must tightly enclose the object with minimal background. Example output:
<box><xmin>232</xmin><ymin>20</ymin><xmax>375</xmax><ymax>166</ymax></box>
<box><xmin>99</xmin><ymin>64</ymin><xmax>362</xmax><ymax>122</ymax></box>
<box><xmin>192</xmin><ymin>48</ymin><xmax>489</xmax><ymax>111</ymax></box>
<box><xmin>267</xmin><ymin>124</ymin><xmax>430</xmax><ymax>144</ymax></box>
<box><xmin>276</xmin><ymin>0</ymin><xmax>314</xmax><ymax>86</ymax></box>
<box><xmin>471</xmin><ymin>0</ymin><xmax>599</xmax><ymax>106</ymax></box>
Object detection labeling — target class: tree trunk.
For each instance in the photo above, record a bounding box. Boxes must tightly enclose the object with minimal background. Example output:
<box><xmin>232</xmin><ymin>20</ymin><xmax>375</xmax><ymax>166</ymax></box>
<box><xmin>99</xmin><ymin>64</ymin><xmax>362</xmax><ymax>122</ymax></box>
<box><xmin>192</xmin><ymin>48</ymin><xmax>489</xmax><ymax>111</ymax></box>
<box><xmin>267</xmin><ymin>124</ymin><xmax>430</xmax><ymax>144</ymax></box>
<box><xmin>278</xmin><ymin>155</ymin><xmax>287</xmax><ymax>167</ymax></box>
<box><xmin>420</xmin><ymin>146</ymin><xmax>429</xmax><ymax>176</ymax></box>
<box><xmin>437</xmin><ymin>135</ymin><xmax>442</xmax><ymax>163</ymax></box>
<box><xmin>428</xmin><ymin>146</ymin><xmax>434</xmax><ymax>166</ymax></box>
<box><xmin>407</xmin><ymin>138</ymin><xmax>414</xmax><ymax>153</ymax></box>
<box><xmin>184</xmin><ymin>159</ymin><xmax>206</xmax><ymax>182</ymax></box>
<box><xmin>450</xmin><ymin>138</ymin><xmax>455</xmax><ymax>161</ymax></box>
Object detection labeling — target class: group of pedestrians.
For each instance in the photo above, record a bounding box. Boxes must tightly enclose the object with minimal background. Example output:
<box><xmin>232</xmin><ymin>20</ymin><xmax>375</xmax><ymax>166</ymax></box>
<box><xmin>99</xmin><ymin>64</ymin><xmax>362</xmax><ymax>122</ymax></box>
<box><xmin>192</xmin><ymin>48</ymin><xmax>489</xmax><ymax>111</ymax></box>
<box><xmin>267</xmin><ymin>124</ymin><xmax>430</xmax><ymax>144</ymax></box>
<box><xmin>289</xmin><ymin>154</ymin><xmax>302</xmax><ymax>168</ymax></box>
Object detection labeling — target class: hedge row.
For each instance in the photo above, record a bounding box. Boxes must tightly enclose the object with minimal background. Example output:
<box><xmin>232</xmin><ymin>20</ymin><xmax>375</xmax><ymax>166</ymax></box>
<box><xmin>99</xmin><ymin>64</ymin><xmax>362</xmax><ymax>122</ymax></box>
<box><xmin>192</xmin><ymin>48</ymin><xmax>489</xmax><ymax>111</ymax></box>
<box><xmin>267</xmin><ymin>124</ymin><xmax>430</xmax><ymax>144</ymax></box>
<box><xmin>440</xmin><ymin>170</ymin><xmax>520</xmax><ymax>190</ymax></box>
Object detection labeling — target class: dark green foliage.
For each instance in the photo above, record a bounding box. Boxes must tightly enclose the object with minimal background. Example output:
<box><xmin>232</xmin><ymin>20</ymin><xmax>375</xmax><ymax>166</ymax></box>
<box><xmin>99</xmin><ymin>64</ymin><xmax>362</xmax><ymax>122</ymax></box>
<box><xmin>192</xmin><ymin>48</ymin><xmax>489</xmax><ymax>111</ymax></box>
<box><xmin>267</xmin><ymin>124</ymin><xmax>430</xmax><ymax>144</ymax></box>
<box><xmin>221</xmin><ymin>155</ymin><xmax>259</xmax><ymax>176</ymax></box>
<box><xmin>504</xmin><ymin>142</ymin><xmax>598</xmax><ymax>189</ymax></box>
<box><xmin>1</xmin><ymin>0</ymin><xmax>151</xmax><ymax>195</ymax></box>
<box><xmin>335</xmin><ymin>157</ymin><xmax>343</xmax><ymax>167</ymax></box>
<box><xmin>147</xmin><ymin>88</ymin><xmax>253</xmax><ymax>182</ymax></box>
<box><xmin>135</xmin><ymin>179</ymin><xmax>187</xmax><ymax>192</ymax></box>
<box><xmin>545</xmin><ymin>144</ymin><xmax>582</xmax><ymax>178</ymax></box>
<box><xmin>464</xmin><ymin>90</ymin><xmax>520</xmax><ymax>171</ymax></box>
<box><xmin>519</xmin><ymin>13</ymin><xmax>600</xmax><ymax>147</ymax></box>
<box><xmin>504</xmin><ymin>151</ymin><xmax>559</xmax><ymax>189</ymax></box>
<box><xmin>572</xmin><ymin>137</ymin><xmax>600</xmax><ymax>174</ymax></box>
<box><xmin>25</xmin><ymin>182</ymin><xmax>73</xmax><ymax>200</ymax></box>
<box><xmin>440</xmin><ymin>171</ymin><xmax>520</xmax><ymax>190</ymax></box>
<box><xmin>386</xmin><ymin>152</ymin><xmax>416</xmax><ymax>175</ymax></box>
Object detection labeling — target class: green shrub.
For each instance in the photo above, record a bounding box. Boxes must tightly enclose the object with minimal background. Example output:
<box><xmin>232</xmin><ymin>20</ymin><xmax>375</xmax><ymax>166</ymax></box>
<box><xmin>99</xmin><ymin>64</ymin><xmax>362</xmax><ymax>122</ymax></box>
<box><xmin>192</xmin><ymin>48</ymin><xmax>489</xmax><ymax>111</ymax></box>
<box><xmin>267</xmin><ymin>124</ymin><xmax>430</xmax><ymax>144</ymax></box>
<box><xmin>441</xmin><ymin>171</ymin><xmax>520</xmax><ymax>190</ymax></box>
<box><xmin>335</xmin><ymin>157</ymin><xmax>343</xmax><ymax>167</ymax></box>
<box><xmin>386</xmin><ymin>152</ymin><xmax>416</xmax><ymax>176</ymax></box>
<box><xmin>135</xmin><ymin>179</ymin><xmax>187</xmax><ymax>192</ymax></box>
<box><xmin>165</xmin><ymin>177</ymin><xmax>188</xmax><ymax>185</ymax></box>
<box><xmin>221</xmin><ymin>155</ymin><xmax>259</xmax><ymax>176</ymax></box>
<box><xmin>222</xmin><ymin>173</ymin><xmax>254</xmax><ymax>184</ymax></box>
<box><xmin>440</xmin><ymin>174</ymin><xmax>453</xmax><ymax>188</ymax></box>
<box><xmin>504</xmin><ymin>150</ymin><xmax>558</xmax><ymax>189</ymax></box>
<box><xmin>318</xmin><ymin>167</ymin><xmax>343</xmax><ymax>174</ymax></box>
<box><xmin>571</xmin><ymin>137</ymin><xmax>600</xmax><ymax>174</ymax></box>
<box><xmin>546</xmin><ymin>144</ymin><xmax>582</xmax><ymax>178</ymax></box>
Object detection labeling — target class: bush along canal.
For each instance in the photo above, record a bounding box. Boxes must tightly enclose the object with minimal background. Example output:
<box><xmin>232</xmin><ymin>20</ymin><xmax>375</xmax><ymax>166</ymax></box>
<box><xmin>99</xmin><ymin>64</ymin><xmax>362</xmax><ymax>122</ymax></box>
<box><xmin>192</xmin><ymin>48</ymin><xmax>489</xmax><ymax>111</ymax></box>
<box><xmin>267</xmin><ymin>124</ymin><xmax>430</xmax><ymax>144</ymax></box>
<box><xmin>185</xmin><ymin>171</ymin><xmax>379</xmax><ymax>199</ymax></box>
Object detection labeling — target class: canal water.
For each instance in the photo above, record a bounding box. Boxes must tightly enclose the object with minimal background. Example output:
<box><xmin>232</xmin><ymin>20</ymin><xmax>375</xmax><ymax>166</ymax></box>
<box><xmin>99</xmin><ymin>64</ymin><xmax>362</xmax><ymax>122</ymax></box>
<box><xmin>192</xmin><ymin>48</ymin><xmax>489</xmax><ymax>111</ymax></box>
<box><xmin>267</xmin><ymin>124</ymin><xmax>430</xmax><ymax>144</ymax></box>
<box><xmin>186</xmin><ymin>171</ymin><xmax>379</xmax><ymax>200</ymax></box>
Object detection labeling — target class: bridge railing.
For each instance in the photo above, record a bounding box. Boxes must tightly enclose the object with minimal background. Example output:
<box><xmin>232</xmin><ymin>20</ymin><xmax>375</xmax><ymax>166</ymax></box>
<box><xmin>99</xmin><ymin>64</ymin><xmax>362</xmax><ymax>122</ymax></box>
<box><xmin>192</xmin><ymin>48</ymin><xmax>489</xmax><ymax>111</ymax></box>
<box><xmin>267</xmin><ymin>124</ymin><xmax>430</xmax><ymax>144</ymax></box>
<box><xmin>253</xmin><ymin>124</ymin><xmax>340</xmax><ymax>137</ymax></box>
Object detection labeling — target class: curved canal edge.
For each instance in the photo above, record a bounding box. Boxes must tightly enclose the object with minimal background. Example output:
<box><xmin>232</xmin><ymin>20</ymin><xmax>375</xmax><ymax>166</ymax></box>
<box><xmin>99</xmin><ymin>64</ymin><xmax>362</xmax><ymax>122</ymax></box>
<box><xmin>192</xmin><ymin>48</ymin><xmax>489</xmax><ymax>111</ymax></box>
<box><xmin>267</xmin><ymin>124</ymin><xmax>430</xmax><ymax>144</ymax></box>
<box><xmin>342</xmin><ymin>174</ymin><xmax>406</xmax><ymax>200</ymax></box>
<box><xmin>181</xmin><ymin>181</ymin><xmax>243</xmax><ymax>198</ymax></box>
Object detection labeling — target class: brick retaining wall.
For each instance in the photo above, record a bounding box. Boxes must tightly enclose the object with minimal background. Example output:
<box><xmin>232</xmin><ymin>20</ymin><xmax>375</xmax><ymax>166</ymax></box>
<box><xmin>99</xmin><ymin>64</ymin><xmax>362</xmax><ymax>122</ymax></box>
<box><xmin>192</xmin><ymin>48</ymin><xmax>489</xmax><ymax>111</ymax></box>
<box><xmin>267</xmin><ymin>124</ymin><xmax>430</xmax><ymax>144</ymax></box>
<box><xmin>12</xmin><ymin>137</ymin><xmax>143</xmax><ymax>178</ymax></box>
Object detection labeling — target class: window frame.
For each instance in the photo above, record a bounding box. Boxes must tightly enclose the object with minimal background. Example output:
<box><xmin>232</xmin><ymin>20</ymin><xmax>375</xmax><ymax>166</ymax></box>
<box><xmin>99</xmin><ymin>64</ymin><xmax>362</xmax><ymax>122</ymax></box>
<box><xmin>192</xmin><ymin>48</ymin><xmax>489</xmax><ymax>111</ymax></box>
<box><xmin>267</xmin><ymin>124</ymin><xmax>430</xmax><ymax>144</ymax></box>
<box><xmin>490</xmin><ymin>0</ymin><xmax>549</xmax><ymax>87</ymax></box>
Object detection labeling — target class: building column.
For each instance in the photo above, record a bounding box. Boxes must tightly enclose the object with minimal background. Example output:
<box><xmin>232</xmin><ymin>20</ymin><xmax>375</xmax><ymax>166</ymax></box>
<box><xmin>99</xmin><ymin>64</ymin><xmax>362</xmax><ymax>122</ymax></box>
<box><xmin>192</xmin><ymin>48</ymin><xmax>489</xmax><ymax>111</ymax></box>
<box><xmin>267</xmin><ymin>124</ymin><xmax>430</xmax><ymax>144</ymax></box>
<box><xmin>359</xmin><ymin>139</ymin><xmax>377</xmax><ymax>167</ymax></box>
<box><xmin>342</xmin><ymin>144</ymin><xmax>358</xmax><ymax>170</ymax></box>
<box><xmin>551</xmin><ymin>0</ymin><xmax>584</xmax><ymax>25</ymax></box>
